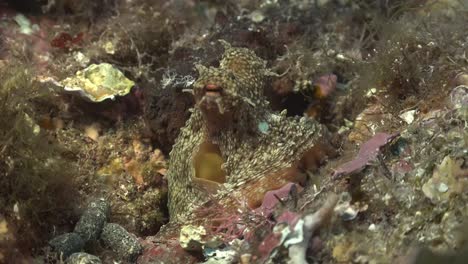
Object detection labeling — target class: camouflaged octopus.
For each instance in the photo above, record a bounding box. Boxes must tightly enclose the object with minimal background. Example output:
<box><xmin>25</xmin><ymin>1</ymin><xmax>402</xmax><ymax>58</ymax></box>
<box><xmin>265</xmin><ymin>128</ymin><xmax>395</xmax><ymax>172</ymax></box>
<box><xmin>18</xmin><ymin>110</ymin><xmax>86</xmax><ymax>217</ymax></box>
<box><xmin>168</xmin><ymin>41</ymin><xmax>330</xmax><ymax>222</ymax></box>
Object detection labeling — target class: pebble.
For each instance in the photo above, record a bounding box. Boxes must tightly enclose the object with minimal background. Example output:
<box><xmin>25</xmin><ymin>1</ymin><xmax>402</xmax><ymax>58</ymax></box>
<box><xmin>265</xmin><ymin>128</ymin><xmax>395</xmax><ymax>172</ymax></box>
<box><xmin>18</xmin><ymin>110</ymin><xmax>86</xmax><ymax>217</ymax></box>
<box><xmin>49</xmin><ymin>232</ymin><xmax>85</xmax><ymax>259</ymax></box>
<box><xmin>74</xmin><ymin>199</ymin><xmax>110</xmax><ymax>241</ymax></box>
<box><xmin>101</xmin><ymin>223</ymin><xmax>142</xmax><ymax>262</ymax></box>
<box><xmin>66</xmin><ymin>252</ymin><xmax>102</xmax><ymax>264</ymax></box>
<box><xmin>437</xmin><ymin>182</ymin><xmax>449</xmax><ymax>193</ymax></box>
<box><xmin>399</xmin><ymin>110</ymin><xmax>417</xmax><ymax>124</ymax></box>
<box><xmin>449</xmin><ymin>85</ymin><xmax>468</xmax><ymax>110</ymax></box>
<box><xmin>179</xmin><ymin>225</ymin><xmax>206</xmax><ymax>251</ymax></box>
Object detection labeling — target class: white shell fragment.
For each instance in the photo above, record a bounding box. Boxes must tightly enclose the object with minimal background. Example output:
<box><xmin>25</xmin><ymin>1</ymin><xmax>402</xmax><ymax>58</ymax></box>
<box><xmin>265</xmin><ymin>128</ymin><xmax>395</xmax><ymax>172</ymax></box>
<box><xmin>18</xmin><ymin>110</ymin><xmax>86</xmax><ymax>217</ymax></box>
<box><xmin>399</xmin><ymin>110</ymin><xmax>417</xmax><ymax>124</ymax></box>
<box><xmin>61</xmin><ymin>63</ymin><xmax>135</xmax><ymax>102</ymax></box>
<box><xmin>179</xmin><ymin>225</ymin><xmax>206</xmax><ymax>251</ymax></box>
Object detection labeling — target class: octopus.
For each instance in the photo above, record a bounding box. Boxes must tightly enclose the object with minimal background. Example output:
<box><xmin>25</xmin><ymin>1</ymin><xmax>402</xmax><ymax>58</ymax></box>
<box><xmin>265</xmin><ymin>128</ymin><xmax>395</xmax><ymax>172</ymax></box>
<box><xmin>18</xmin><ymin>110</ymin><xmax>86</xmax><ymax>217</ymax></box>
<box><xmin>167</xmin><ymin>40</ymin><xmax>331</xmax><ymax>223</ymax></box>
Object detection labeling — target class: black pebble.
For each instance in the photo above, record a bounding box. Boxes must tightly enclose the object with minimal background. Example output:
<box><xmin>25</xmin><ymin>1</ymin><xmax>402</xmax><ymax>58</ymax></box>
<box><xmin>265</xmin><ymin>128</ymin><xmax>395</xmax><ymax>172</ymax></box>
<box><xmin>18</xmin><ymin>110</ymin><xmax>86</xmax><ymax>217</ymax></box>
<box><xmin>49</xmin><ymin>232</ymin><xmax>84</xmax><ymax>259</ymax></box>
<box><xmin>100</xmin><ymin>223</ymin><xmax>143</xmax><ymax>262</ymax></box>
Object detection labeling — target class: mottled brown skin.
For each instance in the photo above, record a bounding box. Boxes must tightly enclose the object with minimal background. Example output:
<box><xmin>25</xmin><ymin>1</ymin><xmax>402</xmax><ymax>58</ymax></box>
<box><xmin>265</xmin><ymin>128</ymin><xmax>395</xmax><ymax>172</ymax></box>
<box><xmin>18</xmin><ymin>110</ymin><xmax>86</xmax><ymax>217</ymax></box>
<box><xmin>167</xmin><ymin>41</ymin><xmax>330</xmax><ymax>222</ymax></box>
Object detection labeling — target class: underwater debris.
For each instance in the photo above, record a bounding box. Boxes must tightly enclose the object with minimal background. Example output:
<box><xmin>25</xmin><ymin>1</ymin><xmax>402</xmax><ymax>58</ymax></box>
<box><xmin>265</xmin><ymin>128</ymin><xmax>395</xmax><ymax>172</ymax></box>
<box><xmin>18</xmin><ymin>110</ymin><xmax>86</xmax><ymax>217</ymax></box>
<box><xmin>61</xmin><ymin>63</ymin><xmax>135</xmax><ymax>102</ymax></box>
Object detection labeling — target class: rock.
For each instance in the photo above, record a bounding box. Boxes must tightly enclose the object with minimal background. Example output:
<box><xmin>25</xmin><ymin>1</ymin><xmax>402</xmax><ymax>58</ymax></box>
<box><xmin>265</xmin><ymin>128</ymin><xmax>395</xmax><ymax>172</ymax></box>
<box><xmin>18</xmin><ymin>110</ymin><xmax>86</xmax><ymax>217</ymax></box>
<box><xmin>49</xmin><ymin>232</ymin><xmax>85</xmax><ymax>259</ymax></box>
<box><xmin>61</xmin><ymin>63</ymin><xmax>135</xmax><ymax>102</ymax></box>
<box><xmin>452</xmin><ymin>72</ymin><xmax>468</xmax><ymax>87</ymax></box>
<box><xmin>66</xmin><ymin>252</ymin><xmax>102</xmax><ymax>264</ymax></box>
<box><xmin>421</xmin><ymin>156</ymin><xmax>467</xmax><ymax>203</ymax></box>
<box><xmin>399</xmin><ymin>110</ymin><xmax>417</xmax><ymax>124</ymax></box>
<box><xmin>449</xmin><ymin>85</ymin><xmax>468</xmax><ymax>108</ymax></box>
<box><xmin>74</xmin><ymin>199</ymin><xmax>110</xmax><ymax>242</ymax></box>
<box><xmin>179</xmin><ymin>225</ymin><xmax>207</xmax><ymax>251</ymax></box>
<box><xmin>202</xmin><ymin>247</ymin><xmax>237</xmax><ymax>264</ymax></box>
<box><xmin>101</xmin><ymin>223</ymin><xmax>142</xmax><ymax>262</ymax></box>
<box><xmin>449</xmin><ymin>85</ymin><xmax>468</xmax><ymax>120</ymax></box>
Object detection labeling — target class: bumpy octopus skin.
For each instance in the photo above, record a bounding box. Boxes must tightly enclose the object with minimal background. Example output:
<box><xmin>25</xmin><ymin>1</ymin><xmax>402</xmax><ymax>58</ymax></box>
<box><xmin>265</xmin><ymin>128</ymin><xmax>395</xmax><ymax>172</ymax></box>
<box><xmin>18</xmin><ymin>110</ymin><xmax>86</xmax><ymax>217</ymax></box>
<box><xmin>167</xmin><ymin>41</ymin><xmax>330</xmax><ymax>222</ymax></box>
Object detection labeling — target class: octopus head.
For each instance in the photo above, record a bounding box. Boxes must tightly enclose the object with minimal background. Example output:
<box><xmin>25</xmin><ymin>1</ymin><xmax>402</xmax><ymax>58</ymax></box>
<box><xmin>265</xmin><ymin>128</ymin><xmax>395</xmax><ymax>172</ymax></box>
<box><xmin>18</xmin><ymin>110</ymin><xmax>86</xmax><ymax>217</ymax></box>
<box><xmin>192</xmin><ymin>65</ymin><xmax>243</xmax><ymax>117</ymax></box>
<box><xmin>189</xmin><ymin>41</ymin><xmax>268</xmax><ymax>134</ymax></box>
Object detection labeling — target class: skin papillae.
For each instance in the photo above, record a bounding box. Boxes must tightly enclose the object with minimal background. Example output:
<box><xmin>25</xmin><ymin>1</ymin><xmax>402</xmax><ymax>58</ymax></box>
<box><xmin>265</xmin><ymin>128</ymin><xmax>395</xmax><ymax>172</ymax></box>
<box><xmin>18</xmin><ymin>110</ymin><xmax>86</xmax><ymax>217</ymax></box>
<box><xmin>167</xmin><ymin>41</ymin><xmax>330</xmax><ymax>223</ymax></box>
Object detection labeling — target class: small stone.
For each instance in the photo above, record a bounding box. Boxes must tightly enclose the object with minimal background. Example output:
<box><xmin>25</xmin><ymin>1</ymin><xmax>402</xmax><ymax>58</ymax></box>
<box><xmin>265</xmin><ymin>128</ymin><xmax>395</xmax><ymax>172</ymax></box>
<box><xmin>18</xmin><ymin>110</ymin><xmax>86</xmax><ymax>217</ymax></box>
<box><xmin>179</xmin><ymin>225</ymin><xmax>206</xmax><ymax>251</ymax></box>
<box><xmin>341</xmin><ymin>207</ymin><xmax>358</xmax><ymax>221</ymax></box>
<box><xmin>415</xmin><ymin>168</ymin><xmax>426</xmax><ymax>178</ymax></box>
<box><xmin>61</xmin><ymin>63</ymin><xmax>135</xmax><ymax>102</ymax></box>
<box><xmin>437</xmin><ymin>182</ymin><xmax>449</xmax><ymax>193</ymax></box>
<box><xmin>334</xmin><ymin>195</ymin><xmax>358</xmax><ymax>222</ymax></box>
<box><xmin>399</xmin><ymin>110</ymin><xmax>417</xmax><ymax>124</ymax></box>
<box><xmin>74</xmin><ymin>199</ymin><xmax>110</xmax><ymax>242</ymax></box>
<box><xmin>240</xmin><ymin>253</ymin><xmax>252</xmax><ymax>264</ymax></box>
<box><xmin>49</xmin><ymin>233</ymin><xmax>85</xmax><ymax>259</ymax></box>
<box><xmin>202</xmin><ymin>247</ymin><xmax>237</xmax><ymax>264</ymax></box>
<box><xmin>73</xmin><ymin>52</ymin><xmax>90</xmax><ymax>67</ymax></box>
<box><xmin>452</xmin><ymin>72</ymin><xmax>468</xmax><ymax>86</ymax></box>
<box><xmin>101</xmin><ymin>223</ymin><xmax>142</xmax><ymax>262</ymax></box>
<box><xmin>449</xmin><ymin>85</ymin><xmax>468</xmax><ymax>110</ymax></box>
<box><xmin>249</xmin><ymin>11</ymin><xmax>265</xmax><ymax>23</ymax></box>
<box><xmin>87</xmin><ymin>198</ymin><xmax>111</xmax><ymax>218</ymax></box>
<box><xmin>368</xmin><ymin>224</ymin><xmax>376</xmax><ymax>231</ymax></box>
<box><xmin>104</xmin><ymin>41</ymin><xmax>115</xmax><ymax>55</ymax></box>
<box><xmin>66</xmin><ymin>252</ymin><xmax>102</xmax><ymax>264</ymax></box>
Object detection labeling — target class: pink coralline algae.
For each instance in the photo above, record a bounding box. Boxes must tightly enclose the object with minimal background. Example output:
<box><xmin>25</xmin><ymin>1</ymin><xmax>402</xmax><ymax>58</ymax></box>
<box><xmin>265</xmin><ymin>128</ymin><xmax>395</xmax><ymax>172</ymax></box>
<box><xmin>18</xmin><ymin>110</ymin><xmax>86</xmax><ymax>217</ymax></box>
<box><xmin>332</xmin><ymin>132</ymin><xmax>399</xmax><ymax>179</ymax></box>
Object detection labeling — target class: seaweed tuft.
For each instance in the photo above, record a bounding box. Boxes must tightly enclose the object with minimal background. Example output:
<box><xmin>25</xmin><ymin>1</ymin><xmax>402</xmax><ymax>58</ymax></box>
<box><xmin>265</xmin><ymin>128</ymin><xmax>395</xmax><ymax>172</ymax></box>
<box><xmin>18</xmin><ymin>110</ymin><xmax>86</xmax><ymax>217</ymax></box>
<box><xmin>358</xmin><ymin>8</ymin><xmax>467</xmax><ymax>113</ymax></box>
<box><xmin>0</xmin><ymin>63</ymin><xmax>79</xmax><ymax>258</ymax></box>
